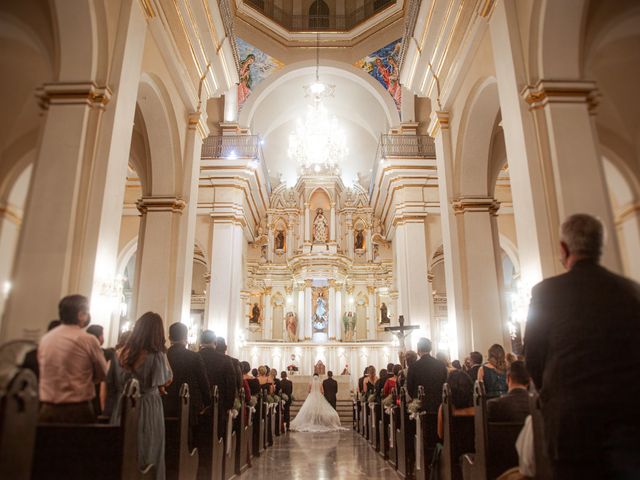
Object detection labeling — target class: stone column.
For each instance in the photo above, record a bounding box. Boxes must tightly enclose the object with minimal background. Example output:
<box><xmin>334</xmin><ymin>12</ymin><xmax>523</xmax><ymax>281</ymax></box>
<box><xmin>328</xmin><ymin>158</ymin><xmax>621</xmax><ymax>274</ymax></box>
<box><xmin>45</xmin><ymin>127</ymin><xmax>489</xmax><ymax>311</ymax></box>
<box><xmin>0</xmin><ymin>204</ymin><xmax>20</xmax><ymax>322</ymax></box>
<box><xmin>267</xmin><ymin>215</ymin><xmax>274</xmax><ymax>263</ymax></box>
<box><xmin>171</xmin><ymin>112</ymin><xmax>207</xmax><ymax>329</ymax></box>
<box><xmin>328</xmin><ymin>280</ymin><xmax>337</xmax><ymax>339</ymax></box>
<box><xmin>304</xmin><ymin>279</ymin><xmax>313</xmax><ymax>339</ymax></box>
<box><xmin>367</xmin><ymin>285</ymin><xmax>376</xmax><ymax>340</ymax></box>
<box><xmin>297</xmin><ymin>286</ymin><xmax>305</xmax><ymax>341</ymax></box>
<box><xmin>430</xmin><ymin>111</ymin><xmax>466</xmax><ymax>358</ymax></box>
<box><xmin>393</xmin><ymin>218</ymin><xmax>431</xmax><ymax>343</ymax></box>
<box><xmin>521</xmin><ymin>79</ymin><xmax>622</xmax><ymax>273</ymax></box>
<box><xmin>134</xmin><ymin>196</ymin><xmax>186</xmax><ymax>327</ymax></box>
<box><xmin>224</xmin><ymin>86</ymin><xmax>238</xmax><ymax>123</ymax></box>
<box><xmin>263</xmin><ymin>287</ymin><xmax>272</xmax><ymax>339</ymax></box>
<box><xmin>346</xmin><ymin>213</ymin><xmax>354</xmax><ymax>258</ymax></box>
<box><xmin>287</xmin><ymin>214</ymin><xmax>295</xmax><ymax>259</ymax></box>
<box><xmin>304</xmin><ymin>203</ymin><xmax>311</xmax><ymax>243</ymax></box>
<box><xmin>335</xmin><ymin>284</ymin><xmax>343</xmax><ymax>341</ymax></box>
<box><xmin>366</xmin><ymin>225</ymin><xmax>373</xmax><ymax>262</ymax></box>
<box><xmin>489</xmin><ymin>0</ymin><xmax>561</xmax><ymax>287</ymax></box>
<box><xmin>453</xmin><ymin>197</ymin><xmax>507</xmax><ymax>352</ymax></box>
<box><xmin>330</xmin><ymin>202</ymin><xmax>336</xmax><ymax>242</ymax></box>
<box><xmin>207</xmin><ymin>218</ymin><xmax>244</xmax><ymax>353</ymax></box>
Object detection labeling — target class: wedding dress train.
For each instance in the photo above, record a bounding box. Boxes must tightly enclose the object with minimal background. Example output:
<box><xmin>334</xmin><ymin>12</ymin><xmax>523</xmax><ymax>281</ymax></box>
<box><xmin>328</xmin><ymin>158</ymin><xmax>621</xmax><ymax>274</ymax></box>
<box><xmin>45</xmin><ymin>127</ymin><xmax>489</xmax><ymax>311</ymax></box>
<box><xmin>289</xmin><ymin>376</ymin><xmax>346</xmax><ymax>432</ymax></box>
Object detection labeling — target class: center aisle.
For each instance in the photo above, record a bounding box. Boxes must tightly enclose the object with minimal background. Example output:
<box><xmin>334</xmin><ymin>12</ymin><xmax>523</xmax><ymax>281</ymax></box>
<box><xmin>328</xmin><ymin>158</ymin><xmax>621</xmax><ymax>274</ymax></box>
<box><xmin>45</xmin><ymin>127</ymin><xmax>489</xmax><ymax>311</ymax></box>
<box><xmin>238</xmin><ymin>429</ymin><xmax>399</xmax><ymax>479</ymax></box>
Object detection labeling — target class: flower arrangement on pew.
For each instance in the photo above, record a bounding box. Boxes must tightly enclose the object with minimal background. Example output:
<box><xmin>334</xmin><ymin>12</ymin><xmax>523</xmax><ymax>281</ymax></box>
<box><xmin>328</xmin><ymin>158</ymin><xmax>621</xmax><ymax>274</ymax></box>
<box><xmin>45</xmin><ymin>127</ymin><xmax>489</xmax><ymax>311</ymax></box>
<box><xmin>407</xmin><ymin>398</ymin><xmax>424</xmax><ymax>419</ymax></box>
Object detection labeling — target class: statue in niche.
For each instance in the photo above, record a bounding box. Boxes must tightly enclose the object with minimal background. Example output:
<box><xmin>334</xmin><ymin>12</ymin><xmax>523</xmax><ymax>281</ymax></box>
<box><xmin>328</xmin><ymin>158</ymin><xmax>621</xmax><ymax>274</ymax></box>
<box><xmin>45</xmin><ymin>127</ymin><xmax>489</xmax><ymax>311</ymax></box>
<box><xmin>312</xmin><ymin>292</ymin><xmax>328</xmax><ymax>332</ymax></box>
<box><xmin>342</xmin><ymin>311</ymin><xmax>356</xmax><ymax>341</ymax></box>
<box><xmin>355</xmin><ymin>228</ymin><xmax>365</xmax><ymax>250</ymax></box>
<box><xmin>380</xmin><ymin>302</ymin><xmax>390</xmax><ymax>324</ymax></box>
<box><xmin>249</xmin><ymin>303</ymin><xmax>261</xmax><ymax>324</ymax></box>
<box><xmin>275</xmin><ymin>229</ymin><xmax>285</xmax><ymax>250</ymax></box>
<box><xmin>313</xmin><ymin>208</ymin><xmax>328</xmax><ymax>243</ymax></box>
<box><xmin>314</xmin><ymin>360</ymin><xmax>326</xmax><ymax>375</ymax></box>
<box><xmin>285</xmin><ymin>312</ymin><xmax>298</xmax><ymax>341</ymax></box>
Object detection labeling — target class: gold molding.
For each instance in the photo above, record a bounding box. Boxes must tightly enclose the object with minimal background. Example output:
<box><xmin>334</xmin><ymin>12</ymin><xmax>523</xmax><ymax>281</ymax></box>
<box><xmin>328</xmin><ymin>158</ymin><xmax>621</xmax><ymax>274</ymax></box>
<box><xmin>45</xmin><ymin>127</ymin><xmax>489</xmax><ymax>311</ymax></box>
<box><xmin>452</xmin><ymin>196</ymin><xmax>500</xmax><ymax>215</ymax></box>
<box><xmin>521</xmin><ymin>80</ymin><xmax>599</xmax><ymax>113</ymax></box>
<box><xmin>136</xmin><ymin>195</ymin><xmax>186</xmax><ymax>214</ymax></box>
<box><xmin>36</xmin><ymin>82</ymin><xmax>112</xmax><ymax>110</ymax></box>
<box><xmin>478</xmin><ymin>0</ymin><xmax>496</xmax><ymax>18</ymax></box>
<box><xmin>139</xmin><ymin>0</ymin><xmax>155</xmax><ymax>18</ymax></box>
<box><xmin>615</xmin><ymin>202</ymin><xmax>640</xmax><ymax>225</ymax></box>
<box><xmin>0</xmin><ymin>205</ymin><xmax>22</xmax><ymax>226</ymax></box>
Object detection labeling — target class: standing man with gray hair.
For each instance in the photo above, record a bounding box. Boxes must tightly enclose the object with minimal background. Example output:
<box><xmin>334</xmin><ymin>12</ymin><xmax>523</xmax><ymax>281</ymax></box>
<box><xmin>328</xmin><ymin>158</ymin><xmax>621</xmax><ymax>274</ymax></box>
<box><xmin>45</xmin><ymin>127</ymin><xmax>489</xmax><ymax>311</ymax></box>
<box><xmin>525</xmin><ymin>214</ymin><xmax>640</xmax><ymax>479</ymax></box>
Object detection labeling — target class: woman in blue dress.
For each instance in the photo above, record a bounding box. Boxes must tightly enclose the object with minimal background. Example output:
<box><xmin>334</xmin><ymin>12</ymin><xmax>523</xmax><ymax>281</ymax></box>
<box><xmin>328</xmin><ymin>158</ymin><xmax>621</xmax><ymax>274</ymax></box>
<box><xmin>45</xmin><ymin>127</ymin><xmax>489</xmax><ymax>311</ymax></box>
<box><xmin>477</xmin><ymin>343</ymin><xmax>508</xmax><ymax>398</ymax></box>
<box><xmin>111</xmin><ymin>312</ymin><xmax>173</xmax><ymax>480</ymax></box>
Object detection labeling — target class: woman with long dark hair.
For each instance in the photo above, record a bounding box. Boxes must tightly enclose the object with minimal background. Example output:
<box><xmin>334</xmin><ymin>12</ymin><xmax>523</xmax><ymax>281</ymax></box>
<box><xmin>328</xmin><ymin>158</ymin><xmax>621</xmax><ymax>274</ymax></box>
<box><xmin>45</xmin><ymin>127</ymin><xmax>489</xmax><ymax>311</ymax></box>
<box><xmin>477</xmin><ymin>343</ymin><xmax>508</xmax><ymax>398</ymax></box>
<box><xmin>111</xmin><ymin>312</ymin><xmax>173</xmax><ymax>480</ymax></box>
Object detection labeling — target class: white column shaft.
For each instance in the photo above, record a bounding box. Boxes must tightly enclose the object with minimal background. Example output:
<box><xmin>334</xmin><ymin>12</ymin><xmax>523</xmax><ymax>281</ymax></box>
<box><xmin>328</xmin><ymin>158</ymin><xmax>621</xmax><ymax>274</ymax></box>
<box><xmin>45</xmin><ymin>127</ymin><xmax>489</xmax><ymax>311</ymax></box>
<box><xmin>328</xmin><ymin>286</ymin><xmax>336</xmax><ymax>339</ymax></box>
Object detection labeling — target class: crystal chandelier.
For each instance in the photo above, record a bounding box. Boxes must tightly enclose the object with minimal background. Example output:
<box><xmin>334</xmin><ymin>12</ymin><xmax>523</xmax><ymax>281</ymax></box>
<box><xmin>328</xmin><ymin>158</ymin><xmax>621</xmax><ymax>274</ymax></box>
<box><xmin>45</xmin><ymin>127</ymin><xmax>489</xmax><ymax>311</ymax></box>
<box><xmin>287</xmin><ymin>25</ymin><xmax>348</xmax><ymax>174</ymax></box>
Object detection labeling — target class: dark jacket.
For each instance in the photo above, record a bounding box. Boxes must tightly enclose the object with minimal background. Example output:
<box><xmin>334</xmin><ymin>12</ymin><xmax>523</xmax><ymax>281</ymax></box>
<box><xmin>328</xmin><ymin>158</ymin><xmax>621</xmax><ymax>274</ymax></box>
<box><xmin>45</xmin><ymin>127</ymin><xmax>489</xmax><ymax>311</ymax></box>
<box><xmin>280</xmin><ymin>378</ymin><xmax>293</xmax><ymax>403</ymax></box>
<box><xmin>322</xmin><ymin>377</ymin><xmax>338</xmax><ymax>407</ymax></box>
<box><xmin>525</xmin><ymin>260</ymin><xmax>640</xmax><ymax>462</ymax></box>
<box><xmin>199</xmin><ymin>347</ymin><xmax>237</xmax><ymax>412</ymax></box>
<box><xmin>164</xmin><ymin>344</ymin><xmax>211</xmax><ymax>421</ymax></box>
<box><xmin>406</xmin><ymin>354</ymin><xmax>448</xmax><ymax>412</ymax></box>
<box><xmin>486</xmin><ymin>387</ymin><xmax>530</xmax><ymax>423</ymax></box>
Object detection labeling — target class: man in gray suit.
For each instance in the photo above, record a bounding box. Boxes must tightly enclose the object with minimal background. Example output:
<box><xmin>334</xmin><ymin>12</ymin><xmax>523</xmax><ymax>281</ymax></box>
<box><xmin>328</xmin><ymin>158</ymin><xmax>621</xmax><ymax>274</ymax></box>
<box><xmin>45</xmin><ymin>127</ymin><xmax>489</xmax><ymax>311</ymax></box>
<box><xmin>525</xmin><ymin>214</ymin><xmax>640</xmax><ymax>479</ymax></box>
<box><xmin>487</xmin><ymin>360</ymin><xmax>530</xmax><ymax>423</ymax></box>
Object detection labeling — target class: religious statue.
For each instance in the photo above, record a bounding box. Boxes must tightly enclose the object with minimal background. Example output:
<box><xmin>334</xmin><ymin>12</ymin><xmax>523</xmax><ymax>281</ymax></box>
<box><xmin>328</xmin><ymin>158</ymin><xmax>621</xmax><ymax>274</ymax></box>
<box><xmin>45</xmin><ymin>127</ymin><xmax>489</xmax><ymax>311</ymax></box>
<box><xmin>312</xmin><ymin>293</ymin><xmax>328</xmax><ymax>332</ymax></box>
<box><xmin>285</xmin><ymin>311</ymin><xmax>298</xmax><ymax>341</ymax></box>
<box><xmin>340</xmin><ymin>364</ymin><xmax>351</xmax><ymax>376</ymax></box>
<box><xmin>249</xmin><ymin>302</ymin><xmax>261</xmax><ymax>324</ymax></box>
<box><xmin>314</xmin><ymin>360</ymin><xmax>326</xmax><ymax>375</ymax></box>
<box><xmin>275</xmin><ymin>229</ymin><xmax>285</xmax><ymax>250</ymax></box>
<box><xmin>342</xmin><ymin>311</ymin><xmax>356</xmax><ymax>341</ymax></box>
<box><xmin>313</xmin><ymin>208</ymin><xmax>328</xmax><ymax>243</ymax></box>
<box><xmin>355</xmin><ymin>228</ymin><xmax>365</xmax><ymax>250</ymax></box>
<box><xmin>380</xmin><ymin>302</ymin><xmax>390</xmax><ymax>324</ymax></box>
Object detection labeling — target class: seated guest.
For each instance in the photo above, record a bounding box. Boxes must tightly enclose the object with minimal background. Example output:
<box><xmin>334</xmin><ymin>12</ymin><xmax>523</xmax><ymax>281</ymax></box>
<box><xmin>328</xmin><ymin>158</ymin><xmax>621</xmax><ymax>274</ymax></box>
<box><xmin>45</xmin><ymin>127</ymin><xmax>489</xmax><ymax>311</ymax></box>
<box><xmin>386</xmin><ymin>362</ymin><xmax>394</xmax><ymax>374</ymax></box>
<box><xmin>437</xmin><ymin>370</ymin><xmax>475</xmax><ymax>439</ymax></box>
<box><xmin>101</xmin><ymin>330</ymin><xmax>130</xmax><ymax>418</ymax></box>
<box><xmin>478</xmin><ymin>344</ymin><xmax>508</xmax><ymax>398</ymax></box>
<box><xmin>365</xmin><ymin>366</ymin><xmax>378</xmax><ymax>397</ymax></box>
<box><xmin>383</xmin><ymin>364</ymin><xmax>401</xmax><ymax>397</ymax></box>
<box><xmin>375</xmin><ymin>369</ymin><xmax>388</xmax><ymax>402</ymax></box>
<box><xmin>23</xmin><ymin>319</ymin><xmax>60</xmax><ymax>378</ymax></box>
<box><xmin>487</xmin><ymin>360</ymin><xmax>530</xmax><ymax>423</ymax></box>
<box><xmin>86</xmin><ymin>324</ymin><xmax>109</xmax><ymax>416</ymax></box>
<box><xmin>251</xmin><ymin>368</ymin><xmax>259</xmax><ymax>378</ymax></box>
<box><xmin>164</xmin><ymin>323</ymin><xmax>211</xmax><ymax>429</ymax></box>
<box><xmin>269</xmin><ymin>368</ymin><xmax>281</xmax><ymax>394</ymax></box>
<box><xmin>38</xmin><ymin>295</ymin><xmax>107</xmax><ymax>424</ymax></box>
<box><xmin>216</xmin><ymin>336</ymin><xmax>243</xmax><ymax>393</ymax></box>
<box><xmin>112</xmin><ymin>312</ymin><xmax>173</xmax><ymax>480</ymax></box>
<box><xmin>407</xmin><ymin>338</ymin><xmax>447</xmax><ymax>410</ymax></box>
<box><xmin>199</xmin><ymin>330</ymin><xmax>236</xmax><ymax>430</ymax></box>
<box><xmin>468</xmin><ymin>351</ymin><xmax>483</xmax><ymax>381</ymax></box>
<box><xmin>257</xmin><ymin>366</ymin><xmax>272</xmax><ymax>394</ymax></box>
<box><xmin>452</xmin><ymin>360</ymin><xmax>462</xmax><ymax>370</ymax></box>
<box><xmin>238</xmin><ymin>361</ymin><xmax>252</xmax><ymax>402</ymax></box>
<box><xmin>242</xmin><ymin>362</ymin><xmax>260</xmax><ymax>396</ymax></box>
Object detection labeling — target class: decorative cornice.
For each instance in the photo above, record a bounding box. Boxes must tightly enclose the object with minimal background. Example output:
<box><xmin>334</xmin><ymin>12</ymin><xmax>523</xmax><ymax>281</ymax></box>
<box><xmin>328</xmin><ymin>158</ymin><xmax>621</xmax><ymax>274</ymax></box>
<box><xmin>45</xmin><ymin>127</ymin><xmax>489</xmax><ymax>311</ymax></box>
<box><xmin>428</xmin><ymin>110</ymin><xmax>450</xmax><ymax>137</ymax></box>
<box><xmin>452</xmin><ymin>197</ymin><xmax>500</xmax><ymax>215</ymax></box>
<box><xmin>521</xmin><ymin>80</ymin><xmax>600</xmax><ymax>114</ymax></box>
<box><xmin>304</xmin><ymin>279</ymin><xmax>313</xmax><ymax>288</ymax></box>
<box><xmin>188</xmin><ymin>111</ymin><xmax>209</xmax><ymax>139</ymax></box>
<box><xmin>0</xmin><ymin>204</ymin><xmax>22</xmax><ymax>226</ymax></box>
<box><xmin>136</xmin><ymin>196</ymin><xmax>186</xmax><ymax>214</ymax></box>
<box><xmin>615</xmin><ymin>202</ymin><xmax>640</xmax><ymax>225</ymax></box>
<box><xmin>36</xmin><ymin>82</ymin><xmax>112</xmax><ymax>110</ymax></box>
<box><xmin>478</xmin><ymin>0</ymin><xmax>496</xmax><ymax>18</ymax></box>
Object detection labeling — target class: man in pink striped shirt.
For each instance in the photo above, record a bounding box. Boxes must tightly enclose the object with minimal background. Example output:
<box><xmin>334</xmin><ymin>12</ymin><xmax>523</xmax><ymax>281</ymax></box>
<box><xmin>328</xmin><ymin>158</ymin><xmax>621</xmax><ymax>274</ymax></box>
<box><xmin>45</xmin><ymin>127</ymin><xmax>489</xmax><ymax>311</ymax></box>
<box><xmin>38</xmin><ymin>294</ymin><xmax>108</xmax><ymax>423</ymax></box>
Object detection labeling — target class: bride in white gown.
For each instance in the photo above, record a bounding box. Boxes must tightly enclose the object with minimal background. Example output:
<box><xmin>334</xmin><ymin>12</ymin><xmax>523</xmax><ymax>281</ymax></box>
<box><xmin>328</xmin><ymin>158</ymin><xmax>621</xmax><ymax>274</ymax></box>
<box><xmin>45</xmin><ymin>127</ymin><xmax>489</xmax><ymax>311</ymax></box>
<box><xmin>289</xmin><ymin>374</ymin><xmax>346</xmax><ymax>432</ymax></box>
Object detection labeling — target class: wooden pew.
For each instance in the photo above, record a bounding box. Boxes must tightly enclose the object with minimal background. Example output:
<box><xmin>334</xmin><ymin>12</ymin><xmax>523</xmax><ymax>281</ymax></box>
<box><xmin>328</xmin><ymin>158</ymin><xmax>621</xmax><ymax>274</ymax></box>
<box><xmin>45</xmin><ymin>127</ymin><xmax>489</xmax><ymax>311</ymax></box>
<box><xmin>461</xmin><ymin>382</ymin><xmax>523</xmax><ymax>480</ymax></box>
<box><xmin>234</xmin><ymin>390</ymin><xmax>251</xmax><ymax>475</ymax></box>
<box><xmin>378</xmin><ymin>401</ymin><xmax>389</xmax><ymax>460</ymax></box>
<box><xmin>165</xmin><ymin>383</ymin><xmax>198</xmax><ymax>480</ymax></box>
<box><xmin>372</xmin><ymin>402</ymin><xmax>382</xmax><ymax>451</ymax></box>
<box><xmin>363</xmin><ymin>397</ymin><xmax>370</xmax><ymax>440</ymax></box>
<box><xmin>32</xmin><ymin>378</ymin><xmax>155</xmax><ymax>480</ymax></box>
<box><xmin>274</xmin><ymin>399</ymin><xmax>282</xmax><ymax>437</ymax></box>
<box><xmin>529</xmin><ymin>391</ymin><xmax>552</xmax><ymax>480</ymax></box>
<box><xmin>396</xmin><ymin>387</ymin><xmax>415</xmax><ymax>479</ymax></box>
<box><xmin>252</xmin><ymin>392</ymin><xmax>266</xmax><ymax>456</ymax></box>
<box><xmin>197</xmin><ymin>386</ymin><xmax>223</xmax><ymax>480</ymax></box>
<box><xmin>266</xmin><ymin>401</ymin><xmax>275</xmax><ymax>447</ymax></box>
<box><xmin>360</xmin><ymin>397</ymin><xmax>367</xmax><ymax>437</ymax></box>
<box><xmin>222</xmin><ymin>403</ymin><xmax>237</xmax><ymax>480</ymax></box>
<box><xmin>353</xmin><ymin>398</ymin><xmax>359</xmax><ymax>432</ymax></box>
<box><xmin>414</xmin><ymin>386</ymin><xmax>438</xmax><ymax>480</ymax></box>
<box><xmin>0</xmin><ymin>366</ymin><xmax>39</xmax><ymax>479</ymax></box>
<box><xmin>387</xmin><ymin>404</ymin><xmax>398</xmax><ymax>469</ymax></box>
<box><xmin>439</xmin><ymin>383</ymin><xmax>475</xmax><ymax>480</ymax></box>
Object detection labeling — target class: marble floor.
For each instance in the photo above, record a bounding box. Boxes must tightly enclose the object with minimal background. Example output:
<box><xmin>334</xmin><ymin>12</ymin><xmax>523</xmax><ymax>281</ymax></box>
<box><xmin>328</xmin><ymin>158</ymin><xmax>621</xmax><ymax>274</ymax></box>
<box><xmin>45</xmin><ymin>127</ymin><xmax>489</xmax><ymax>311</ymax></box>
<box><xmin>238</xmin><ymin>430</ymin><xmax>399</xmax><ymax>480</ymax></box>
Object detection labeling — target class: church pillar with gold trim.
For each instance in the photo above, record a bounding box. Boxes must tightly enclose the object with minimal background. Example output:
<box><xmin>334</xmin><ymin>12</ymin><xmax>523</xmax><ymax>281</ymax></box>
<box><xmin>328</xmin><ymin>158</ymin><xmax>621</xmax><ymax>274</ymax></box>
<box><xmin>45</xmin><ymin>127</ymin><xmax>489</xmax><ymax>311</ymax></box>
<box><xmin>133</xmin><ymin>196</ymin><xmax>185</xmax><ymax>327</ymax></box>
<box><xmin>328</xmin><ymin>280</ymin><xmax>336</xmax><ymax>339</ymax></box>
<box><xmin>263</xmin><ymin>286</ymin><xmax>272</xmax><ymax>339</ymax></box>
<box><xmin>367</xmin><ymin>285</ymin><xmax>376</xmax><ymax>340</ymax></box>
<box><xmin>453</xmin><ymin>197</ymin><xmax>508</xmax><ymax>352</ymax></box>
<box><xmin>304</xmin><ymin>279</ymin><xmax>313</xmax><ymax>339</ymax></box>
<box><xmin>521</xmin><ymin>79</ymin><xmax>622</xmax><ymax>273</ymax></box>
<box><xmin>0</xmin><ymin>0</ymin><xmax>148</xmax><ymax>342</ymax></box>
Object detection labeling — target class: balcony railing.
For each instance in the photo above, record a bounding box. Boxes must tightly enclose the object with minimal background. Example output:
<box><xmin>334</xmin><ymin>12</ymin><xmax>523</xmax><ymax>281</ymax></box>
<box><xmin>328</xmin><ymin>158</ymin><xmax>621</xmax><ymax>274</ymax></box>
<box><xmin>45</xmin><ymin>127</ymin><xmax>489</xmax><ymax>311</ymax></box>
<box><xmin>201</xmin><ymin>135</ymin><xmax>271</xmax><ymax>193</ymax></box>
<box><xmin>369</xmin><ymin>134</ymin><xmax>436</xmax><ymax>195</ymax></box>
<box><xmin>244</xmin><ymin>0</ymin><xmax>395</xmax><ymax>32</ymax></box>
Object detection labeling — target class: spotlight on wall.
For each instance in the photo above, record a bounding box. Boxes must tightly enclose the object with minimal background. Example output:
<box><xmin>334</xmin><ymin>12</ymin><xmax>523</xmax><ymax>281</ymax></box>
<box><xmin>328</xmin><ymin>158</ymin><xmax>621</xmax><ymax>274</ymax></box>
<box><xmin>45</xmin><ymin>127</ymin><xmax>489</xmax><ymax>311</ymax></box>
<box><xmin>2</xmin><ymin>281</ymin><xmax>11</xmax><ymax>295</ymax></box>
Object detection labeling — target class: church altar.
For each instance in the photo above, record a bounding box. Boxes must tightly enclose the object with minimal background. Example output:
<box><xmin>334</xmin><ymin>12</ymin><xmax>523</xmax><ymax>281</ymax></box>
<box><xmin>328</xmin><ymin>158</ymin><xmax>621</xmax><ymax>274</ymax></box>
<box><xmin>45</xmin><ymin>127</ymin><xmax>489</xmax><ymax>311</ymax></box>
<box><xmin>290</xmin><ymin>375</ymin><xmax>352</xmax><ymax>401</ymax></box>
<box><xmin>238</xmin><ymin>340</ymin><xmax>398</xmax><ymax>390</ymax></box>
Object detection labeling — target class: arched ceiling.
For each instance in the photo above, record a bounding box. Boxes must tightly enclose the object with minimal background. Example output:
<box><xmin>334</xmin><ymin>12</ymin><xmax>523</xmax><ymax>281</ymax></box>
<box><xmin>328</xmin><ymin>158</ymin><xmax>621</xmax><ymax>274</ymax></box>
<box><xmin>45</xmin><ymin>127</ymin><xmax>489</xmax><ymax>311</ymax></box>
<box><xmin>243</xmin><ymin>65</ymin><xmax>397</xmax><ymax>188</ymax></box>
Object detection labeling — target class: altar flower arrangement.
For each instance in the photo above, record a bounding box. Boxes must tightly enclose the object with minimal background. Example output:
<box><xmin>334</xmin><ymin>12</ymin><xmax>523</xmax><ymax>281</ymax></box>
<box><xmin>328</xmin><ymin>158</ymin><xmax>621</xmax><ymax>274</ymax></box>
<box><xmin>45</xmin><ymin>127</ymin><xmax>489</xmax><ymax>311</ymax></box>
<box><xmin>287</xmin><ymin>364</ymin><xmax>298</xmax><ymax>372</ymax></box>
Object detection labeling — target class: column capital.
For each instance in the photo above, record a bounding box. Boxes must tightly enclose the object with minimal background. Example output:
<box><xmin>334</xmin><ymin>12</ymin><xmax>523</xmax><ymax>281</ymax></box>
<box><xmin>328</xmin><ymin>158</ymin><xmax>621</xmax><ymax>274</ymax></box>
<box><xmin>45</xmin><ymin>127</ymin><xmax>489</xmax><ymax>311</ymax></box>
<box><xmin>452</xmin><ymin>196</ymin><xmax>500</xmax><ymax>215</ymax></box>
<box><xmin>36</xmin><ymin>82</ymin><xmax>112</xmax><ymax>110</ymax></box>
<box><xmin>263</xmin><ymin>286</ymin><xmax>272</xmax><ymax>295</ymax></box>
<box><xmin>188</xmin><ymin>111</ymin><xmax>210</xmax><ymax>138</ymax></box>
<box><xmin>367</xmin><ymin>285</ymin><xmax>376</xmax><ymax>295</ymax></box>
<box><xmin>521</xmin><ymin>80</ymin><xmax>599</xmax><ymax>113</ymax></box>
<box><xmin>328</xmin><ymin>279</ymin><xmax>337</xmax><ymax>288</ymax></box>
<box><xmin>428</xmin><ymin>110</ymin><xmax>451</xmax><ymax>137</ymax></box>
<box><xmin>136</xmin><ymin>196</ymin><xmax>186</xmax><ymax>214</ymax></box>
<box><xmin>304</xmin><ymin>279</ymin><xmax>313</xmax><ymax>288</ymax></box>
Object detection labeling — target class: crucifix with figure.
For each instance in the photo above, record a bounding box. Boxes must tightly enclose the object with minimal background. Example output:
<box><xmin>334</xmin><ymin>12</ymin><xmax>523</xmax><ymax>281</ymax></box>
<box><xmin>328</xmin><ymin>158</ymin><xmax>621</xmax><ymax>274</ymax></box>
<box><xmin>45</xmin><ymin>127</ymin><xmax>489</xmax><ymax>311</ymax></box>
<box><xmin>384</xmin><ymin>315</ymin><xmax>419</xmax><ymax>366</ymax></box>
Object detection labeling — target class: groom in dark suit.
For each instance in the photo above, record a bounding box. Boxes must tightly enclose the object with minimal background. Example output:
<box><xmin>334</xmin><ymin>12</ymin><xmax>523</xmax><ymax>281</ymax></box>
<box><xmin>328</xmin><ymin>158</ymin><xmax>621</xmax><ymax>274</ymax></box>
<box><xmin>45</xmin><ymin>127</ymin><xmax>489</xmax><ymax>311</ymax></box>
<box><xmin>322</xmin><ymin>371</ymin><xmax>338</xmax><ymax>410</ymax></box>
